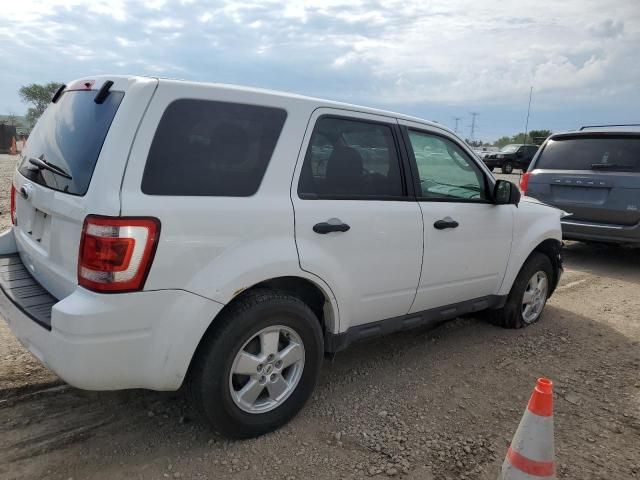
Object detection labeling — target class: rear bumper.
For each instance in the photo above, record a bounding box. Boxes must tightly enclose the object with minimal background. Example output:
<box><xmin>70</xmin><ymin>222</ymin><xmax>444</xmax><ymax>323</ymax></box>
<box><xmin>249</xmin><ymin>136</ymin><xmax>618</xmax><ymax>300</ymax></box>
<box><xmin>0</xmin><ymin>247</ymin><xmax>223</xmax><ymax>391</ymax></box>
<box><xmin>561</xmin><ymin>219</ymin><xmax>640</xmax><ymax>244</ymax></box>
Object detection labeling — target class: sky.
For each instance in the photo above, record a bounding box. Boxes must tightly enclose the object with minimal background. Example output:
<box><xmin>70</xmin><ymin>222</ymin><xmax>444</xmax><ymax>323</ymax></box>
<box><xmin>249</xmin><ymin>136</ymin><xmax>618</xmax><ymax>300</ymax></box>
<box><xmin>1</xmin><ymin>0</ymin><xmax>639</xmax><ymax>142</ymax></box>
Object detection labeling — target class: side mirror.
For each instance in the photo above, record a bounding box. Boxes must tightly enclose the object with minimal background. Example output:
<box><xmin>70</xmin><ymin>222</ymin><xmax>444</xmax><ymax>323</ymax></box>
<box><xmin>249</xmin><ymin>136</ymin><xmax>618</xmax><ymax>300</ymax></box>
<box><xmin>494</xmin><ymin>180</ymin><xmax>521</xmax><ymax>205</ymax></box>
<box><xmin>516</xmin><ymin>150</ymin><xmax>523</xmax><ymax>158</ymax></box>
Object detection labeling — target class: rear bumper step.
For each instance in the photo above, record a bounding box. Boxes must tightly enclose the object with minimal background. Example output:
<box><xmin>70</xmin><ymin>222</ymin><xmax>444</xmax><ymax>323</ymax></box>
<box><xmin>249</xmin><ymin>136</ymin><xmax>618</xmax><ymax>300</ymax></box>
<box><xmin>0</xmin><ymin>254</ymin><xmax>56</xmax><ymax>330</ymax></box>
<box><xmin>561</xmin><ymin>219</ymin><xmax>640</xmax><ymax>243</ymax></box>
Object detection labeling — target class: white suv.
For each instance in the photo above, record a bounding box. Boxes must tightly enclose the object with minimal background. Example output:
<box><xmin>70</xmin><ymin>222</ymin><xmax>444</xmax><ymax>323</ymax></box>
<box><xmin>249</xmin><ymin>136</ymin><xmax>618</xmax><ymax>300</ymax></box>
<box><xmin>0</xmin><ymin>76</ymin><xmax>563</xmax><ymax>438</ymax></box>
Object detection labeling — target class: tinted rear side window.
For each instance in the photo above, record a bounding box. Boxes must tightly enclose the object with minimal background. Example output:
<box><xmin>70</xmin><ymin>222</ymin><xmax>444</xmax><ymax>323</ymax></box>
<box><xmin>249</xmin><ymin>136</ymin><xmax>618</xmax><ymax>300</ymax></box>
<box><xmin>17</xmin><ymin>90</ymin><xmax>124</xmax><ymax>195</ymax></box>
<box><xmin>536</xmin><ymin>136</ymin><xmax>640</xmax><ymax>172</ymax></box>
<box><xmin>298</xmin><ymin>116</ymin><xmax>404</xmax><ymax>199</ymax></box>
<box><xmin>142</xmin><ymin>99</ymin><xmax>287</xmax><ymax>196</ymax></box>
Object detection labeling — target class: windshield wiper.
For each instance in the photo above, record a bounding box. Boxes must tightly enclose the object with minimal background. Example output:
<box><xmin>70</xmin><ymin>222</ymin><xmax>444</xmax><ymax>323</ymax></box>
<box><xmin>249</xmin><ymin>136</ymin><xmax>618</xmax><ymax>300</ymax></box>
<box><xmin>590</xmin><ymin>163</ymin><xmax>634</xmax><ymax>170</ymax></box>
<box><xmin>28</xmin><ymin>157</ymin><xmax>73</xmax><ymax>180</ymax></box>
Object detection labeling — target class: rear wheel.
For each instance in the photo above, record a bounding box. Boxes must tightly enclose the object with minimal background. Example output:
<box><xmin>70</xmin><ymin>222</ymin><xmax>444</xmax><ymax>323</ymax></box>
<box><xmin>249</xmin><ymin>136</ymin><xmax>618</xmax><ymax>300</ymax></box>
<box><xmin>501</xmin><ymin>162</ymin><xmax>514</xmax><ymax>174</ymax></box>
<box><xmin>188</xmin><ymin>290</ymin><xmax>323</xmax><ymax>438</ymax></box>
<box><xmin>487</xmin><ymin>252</ymin><xmax>553</xmax><ymax>328</ymax></box>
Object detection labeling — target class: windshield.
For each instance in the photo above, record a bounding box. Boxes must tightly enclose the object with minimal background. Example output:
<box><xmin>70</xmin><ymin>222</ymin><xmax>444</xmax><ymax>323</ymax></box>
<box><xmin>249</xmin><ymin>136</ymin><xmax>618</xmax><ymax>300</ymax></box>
<box><xmin>536</xmin><ymin>135</ymin><xmax>640</xmax><ymax>171</ymax></box>
<box><xmin>500</xmin><ymin>144</ymin><xmax>521</xmax><ymax>153</ymax></box>
<box><xmin>18</xmin><ymin>90</ymin><xmax>124</xmax><ymax>195</ymax></box>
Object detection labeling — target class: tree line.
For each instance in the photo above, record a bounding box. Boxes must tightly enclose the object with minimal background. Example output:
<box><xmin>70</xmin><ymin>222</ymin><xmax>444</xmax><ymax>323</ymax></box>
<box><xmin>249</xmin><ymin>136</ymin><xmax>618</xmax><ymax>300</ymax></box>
<box><xmin>466</xmin><ymin>130</ymin><xmax>553</xmax><ymax>148</ymax></box>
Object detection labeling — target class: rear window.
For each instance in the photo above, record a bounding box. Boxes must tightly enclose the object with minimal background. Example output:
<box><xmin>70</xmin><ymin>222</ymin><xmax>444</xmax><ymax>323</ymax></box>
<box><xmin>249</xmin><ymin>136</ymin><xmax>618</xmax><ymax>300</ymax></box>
<box><xmin>536</xmin><ymin>135</ymin><xmax>640</xmax><ymax>172</ymax></box>
<box><xmin>18</xmin><ymin>90</ymin><xmax>124</xmax><ymax>195</ymax></box>
<box><xmin>141</xmin><ymin>99</ymin><xmax>287</xmax><ymax>196</ymax></box>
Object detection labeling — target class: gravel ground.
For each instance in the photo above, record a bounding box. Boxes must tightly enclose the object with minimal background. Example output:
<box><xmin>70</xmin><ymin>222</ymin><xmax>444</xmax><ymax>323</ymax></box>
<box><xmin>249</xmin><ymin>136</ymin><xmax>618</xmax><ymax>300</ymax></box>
<box><xmin>0</xmin><ymin>154</ymin><xmax>639</xmax><ymax>480</ymax></box>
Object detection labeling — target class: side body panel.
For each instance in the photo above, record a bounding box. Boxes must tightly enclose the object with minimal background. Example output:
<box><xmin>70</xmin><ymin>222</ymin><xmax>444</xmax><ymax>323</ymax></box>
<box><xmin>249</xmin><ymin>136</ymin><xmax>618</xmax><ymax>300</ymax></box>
<box><xmin>398</xmin><ymin>119</ymin><xmax>514</xmax><ymax>311</ymax></box>
<box><xmin>120</xmin><ymin>81</ymin><xmax>340</xmax><ymax>331</ymax></box>
<box><xmin>291</xmin><ymin>108</ymin><xmax>424</xmax><ymax>331</ymax></box>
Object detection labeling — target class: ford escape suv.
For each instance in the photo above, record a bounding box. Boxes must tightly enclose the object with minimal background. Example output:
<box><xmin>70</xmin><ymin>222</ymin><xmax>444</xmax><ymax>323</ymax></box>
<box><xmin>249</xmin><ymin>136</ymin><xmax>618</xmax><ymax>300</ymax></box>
<box><xmin>522</xmin><ymin>125</ymin><xmax>640</xmax><ymax>244</ymax></box>
<box><xmin>0</xmin><ymin>76</ymin><xmax>564</xmax><ymax>438</ymax></box>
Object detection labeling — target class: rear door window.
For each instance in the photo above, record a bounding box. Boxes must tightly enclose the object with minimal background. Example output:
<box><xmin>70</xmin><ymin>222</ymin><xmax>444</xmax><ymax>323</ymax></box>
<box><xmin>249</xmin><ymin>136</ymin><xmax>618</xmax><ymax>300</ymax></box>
<box><xmin>298</xmin><ymin>116</ymin><xmax>404</xmax><ymax>199</ymax></box>
<box><xmin>142</xmin><ymin>99</ymin><xmax>287</xmax><ymax>196</ymax></box>
<box><xmin>18</xmin><ymin>90</ymin><xmax>124</xmax><ymax>195</ymax></box>
<box><xmin>536</xmin><ymin>135</ymin><xmax>640</xmax><ymax>171</ymax></box>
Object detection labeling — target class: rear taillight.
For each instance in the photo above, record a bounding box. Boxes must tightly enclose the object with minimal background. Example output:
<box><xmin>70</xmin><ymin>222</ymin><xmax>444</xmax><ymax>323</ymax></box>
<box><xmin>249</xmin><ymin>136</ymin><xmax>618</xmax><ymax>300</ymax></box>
<box><xmin>520</xmin><ymin>172</ymin><xmax>530</xmax><ymax>195</ymax></box>
<box><xmin>78</xmin><ymin>215</ymin><xmax>160</xmax><ymax>293</ymax></box>
<box><xmin>10</xmin><ymin>184</ymin><xmax>16</xmax><ymax>225</ymax></box>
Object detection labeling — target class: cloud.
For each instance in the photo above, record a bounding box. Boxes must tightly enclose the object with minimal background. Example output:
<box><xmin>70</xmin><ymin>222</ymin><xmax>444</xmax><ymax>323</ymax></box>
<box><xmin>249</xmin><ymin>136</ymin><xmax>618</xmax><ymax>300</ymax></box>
<box><xmin>588</xmin><ymin>19</ymin><xmax>624</xmax><ymax>38</ymax></box>
<box><xmin>0</xmin><ymin>0</ymin><xmax>639</xmax><ymax>139</ymax></box>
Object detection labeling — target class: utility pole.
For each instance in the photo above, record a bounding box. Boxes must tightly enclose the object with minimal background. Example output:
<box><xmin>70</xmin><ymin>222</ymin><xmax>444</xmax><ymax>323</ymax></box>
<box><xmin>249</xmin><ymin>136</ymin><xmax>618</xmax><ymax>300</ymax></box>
<box><xmin>469</xmin><ymin>112</ymin><xmax>479</xmax><ymax>142</ymax></box>
<box><xmin>453</xmin><ymin>117</ymin><xmax>461</xmax><ymax>134</ymax></box>
<box><xmin>523</xmin><ymin>86</ymin><xmax>533</xmax><ymax>145</ymax></box>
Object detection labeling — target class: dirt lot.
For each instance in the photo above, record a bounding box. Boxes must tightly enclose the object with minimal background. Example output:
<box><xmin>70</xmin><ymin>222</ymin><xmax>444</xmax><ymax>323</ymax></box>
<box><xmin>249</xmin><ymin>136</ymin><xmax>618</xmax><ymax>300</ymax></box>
<box><xmin>0</xmin><ymin>154</ymin><xmax>639</xmax><ymax>479</ymax></box>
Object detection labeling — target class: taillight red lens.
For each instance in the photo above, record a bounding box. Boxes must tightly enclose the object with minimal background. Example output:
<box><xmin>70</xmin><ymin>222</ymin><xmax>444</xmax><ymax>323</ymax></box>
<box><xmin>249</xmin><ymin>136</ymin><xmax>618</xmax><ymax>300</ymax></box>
<box><xmin>520</xmin><ymin>172</ymin><xmax>530</xmax><ymax>195</ymax></box>
<box><xmin>10</xmin><ymin>184</ymin><xmax>16</xmax><ymax>225</ymax></box>
<box><xmin>78</xmin><ymin>216</ymin><xmax>160</xmax><ymax>293</ymax></box>
<box><xmin>81</xmin><ymin>235</ymin><xmax>135</xmax><ymax>272</ymax></box>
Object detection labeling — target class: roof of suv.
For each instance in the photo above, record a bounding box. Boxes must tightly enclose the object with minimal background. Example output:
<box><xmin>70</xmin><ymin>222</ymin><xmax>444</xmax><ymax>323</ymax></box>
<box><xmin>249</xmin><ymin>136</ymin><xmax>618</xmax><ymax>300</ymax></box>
<box><xmin>149</xmin><ymin>75</ymin><xmax>452</xmax><ymax>135</ymax></box>
<box><xmin>578</xmin><ymin>124</ymin><xmax>640</xmax><ymax>133</ymax></box>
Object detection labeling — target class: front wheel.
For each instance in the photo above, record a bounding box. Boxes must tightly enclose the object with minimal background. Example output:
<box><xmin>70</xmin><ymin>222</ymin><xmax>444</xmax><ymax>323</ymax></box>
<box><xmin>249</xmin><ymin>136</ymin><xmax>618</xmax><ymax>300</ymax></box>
<box><xmin>487</xmin><ymin>253</ymin><xmax>553</xmax><ymax>328</ymax></box>
<box><xmin>187</xmin><ymin>290</ymin><xmax>323</xmax><ymax>438</ymax></box>
<box><xmin>501</xmin><ymin>162</ymin><xmax>514</xmax><ymax>174</ymax></box>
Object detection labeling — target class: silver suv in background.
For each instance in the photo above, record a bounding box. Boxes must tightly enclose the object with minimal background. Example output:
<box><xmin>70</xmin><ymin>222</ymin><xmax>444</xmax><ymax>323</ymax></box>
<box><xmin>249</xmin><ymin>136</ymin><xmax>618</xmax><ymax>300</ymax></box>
<box><xmin>522</xmin><ymin>125</ymin><xmax>640</xmax><ymax>244</ymax></box>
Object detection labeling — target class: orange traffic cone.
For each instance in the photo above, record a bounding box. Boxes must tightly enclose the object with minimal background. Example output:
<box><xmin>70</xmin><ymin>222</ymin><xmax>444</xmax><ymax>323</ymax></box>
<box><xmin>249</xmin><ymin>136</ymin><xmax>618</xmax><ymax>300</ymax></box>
<box><xmin>499</xmin><ymin>378</ymin><xmax>555</xmax><ymax>479</ymax></box>
<box><xmin>9</xmin><ymin>137</ymin><xmax>17</xmax><ymax>155</ymax></box>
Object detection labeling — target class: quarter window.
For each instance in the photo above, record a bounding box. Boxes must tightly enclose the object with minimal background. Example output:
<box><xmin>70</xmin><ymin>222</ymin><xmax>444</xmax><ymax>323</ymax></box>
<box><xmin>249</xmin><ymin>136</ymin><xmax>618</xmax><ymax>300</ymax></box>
<box><xmin>142</xmin><ymin>99</ymin><xmax>286</xmax><ymax>196</ymax></box>
<box><xmin>407</xmin><ymin>130</ymin><xmax>488</xmax><ymax>201</ymax></box>
<box><xmin>298</xmin><ymin>117</ymin><xmax>404</xmax><ymax>199</ymax></box>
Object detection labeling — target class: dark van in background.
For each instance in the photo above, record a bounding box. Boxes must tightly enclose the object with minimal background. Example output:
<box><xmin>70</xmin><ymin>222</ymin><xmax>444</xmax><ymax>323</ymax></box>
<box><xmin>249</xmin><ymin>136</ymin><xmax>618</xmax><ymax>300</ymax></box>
<box><xmin>522</xmin><ymin>125</ymin><xmax>640</xmax><ymax>244</ymax></box>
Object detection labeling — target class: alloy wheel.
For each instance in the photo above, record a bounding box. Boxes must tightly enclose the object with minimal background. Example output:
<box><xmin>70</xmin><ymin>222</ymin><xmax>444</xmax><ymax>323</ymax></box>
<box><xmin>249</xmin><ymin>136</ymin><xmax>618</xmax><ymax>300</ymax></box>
<box><xmin>229</xmin><ymin>325</ymin><xmax>305</xmax><ymax>414</ymax></box>
<box><xmin>522</xmin><ymin>271</ymin><xmax>549</xmax><ymax>324</ymax></box>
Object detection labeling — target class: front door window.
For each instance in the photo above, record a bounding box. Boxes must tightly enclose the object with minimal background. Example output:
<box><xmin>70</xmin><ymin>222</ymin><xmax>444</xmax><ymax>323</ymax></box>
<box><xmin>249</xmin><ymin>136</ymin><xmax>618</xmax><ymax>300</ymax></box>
<box><xmin>406</xmin><ymin>130</ymin><xmax>489</xmax><ymax>201</ymax></box>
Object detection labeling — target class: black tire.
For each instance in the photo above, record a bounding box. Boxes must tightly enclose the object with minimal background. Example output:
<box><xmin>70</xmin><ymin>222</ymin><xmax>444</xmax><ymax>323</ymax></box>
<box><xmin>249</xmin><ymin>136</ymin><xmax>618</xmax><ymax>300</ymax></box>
<box><xmin>187</xmin><ymin>289</ymin><xmax>323</xmax><ymax>439</ymax></box>
<box><xmin>486</xmin><ymin>252</ymin><xmax>553</xmax><ymax>329</ymax></box>
<box><xmin>501</xmin><ymin>162</ymin><xmax>514</xmax><ymax>174</ymax></box>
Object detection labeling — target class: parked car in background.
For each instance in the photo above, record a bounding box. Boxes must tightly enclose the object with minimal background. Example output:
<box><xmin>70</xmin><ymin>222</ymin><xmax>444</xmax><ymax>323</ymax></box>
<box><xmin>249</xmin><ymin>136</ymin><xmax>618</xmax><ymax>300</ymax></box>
<box><xmin>522</xmin><ymin>124</ymin><xmax>640</xmax><ymax>244</ymax></box>
<box><xmin>483</xmin><ymin>144</ymin><xmax>539</xmax><ymax>174</ymax></box>
<box><xmin>1</xmin><ymin>75</ymin><xmax>564</xmax><ymax>439</ymax></box>
<box><xmin>473</xmin><ymin>147</ymin><xmax>499</xmax><ymax>159</ymax></box>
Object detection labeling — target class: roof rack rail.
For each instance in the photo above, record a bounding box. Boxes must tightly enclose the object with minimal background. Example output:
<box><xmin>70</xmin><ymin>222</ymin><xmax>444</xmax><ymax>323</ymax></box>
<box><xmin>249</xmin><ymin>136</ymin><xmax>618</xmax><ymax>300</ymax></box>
<box><xmin>580</xmin><ymin>124</ymin><xmax>640</xmax><ymax>130</ymax></box>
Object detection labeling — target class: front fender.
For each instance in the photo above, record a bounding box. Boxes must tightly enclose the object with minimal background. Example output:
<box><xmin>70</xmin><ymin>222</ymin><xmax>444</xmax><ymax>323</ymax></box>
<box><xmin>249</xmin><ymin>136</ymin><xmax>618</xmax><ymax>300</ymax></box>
<box><xmin>498</xmin><ymin>199</ymin><xmax>563</xmax><ymax>296</ymax></box>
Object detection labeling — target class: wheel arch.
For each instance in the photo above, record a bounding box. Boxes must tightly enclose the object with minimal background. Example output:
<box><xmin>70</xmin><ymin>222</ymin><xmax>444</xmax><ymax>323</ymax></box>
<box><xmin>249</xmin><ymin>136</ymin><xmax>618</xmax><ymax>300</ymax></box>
<box><xmin>530</xmin><ymin>238</ymin><xmax>563</xmax><ymax>296</ymax></box>
<box><xmin>184</xmin><ymin>275</ymin><xmax>337</xmax><ymax>386</ymax></box>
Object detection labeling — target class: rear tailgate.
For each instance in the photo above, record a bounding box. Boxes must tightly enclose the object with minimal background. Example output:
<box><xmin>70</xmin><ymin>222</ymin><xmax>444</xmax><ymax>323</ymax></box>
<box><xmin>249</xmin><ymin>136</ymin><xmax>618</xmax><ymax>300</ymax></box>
<box><xmin>12</xmin><ymin>76</ymin><xmax>158</xmax><ymax>300</ymax></box>
<box><xmin>527</xmin><ymin>134</ymin><xmax>640</xmax><ymax>226</ymax></box>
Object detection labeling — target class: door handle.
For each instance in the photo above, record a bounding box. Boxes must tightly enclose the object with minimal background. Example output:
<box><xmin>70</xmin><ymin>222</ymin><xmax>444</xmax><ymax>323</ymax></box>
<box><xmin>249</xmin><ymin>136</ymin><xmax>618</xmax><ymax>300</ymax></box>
<box><xmin>433</xmin><ymin>217</ymin><xmax>459</xmax><ymax>230</ymax></box>
<box><xmin>313</xmin><ymin>220</ymin><xmax>351</xmax><ymax>234</ymax></box>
